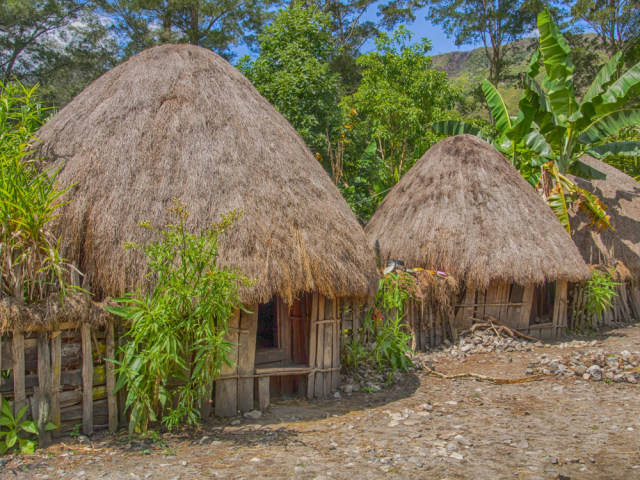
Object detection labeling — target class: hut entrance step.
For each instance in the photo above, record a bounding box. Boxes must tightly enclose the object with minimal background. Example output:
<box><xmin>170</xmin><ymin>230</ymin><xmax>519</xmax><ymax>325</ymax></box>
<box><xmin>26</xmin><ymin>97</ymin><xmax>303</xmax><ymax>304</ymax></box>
<box><xmin>254</xmin><ymin>362</ymin><xmax>312</xmax><ymax>412</ymax></box>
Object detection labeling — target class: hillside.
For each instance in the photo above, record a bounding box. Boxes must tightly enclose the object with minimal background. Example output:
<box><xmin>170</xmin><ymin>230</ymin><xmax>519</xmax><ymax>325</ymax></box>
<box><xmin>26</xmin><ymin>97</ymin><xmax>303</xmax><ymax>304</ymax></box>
<box><xmin>432</xmin><ymin>34</ymin><xmax>604</xmax><ymax>116</ymax></box>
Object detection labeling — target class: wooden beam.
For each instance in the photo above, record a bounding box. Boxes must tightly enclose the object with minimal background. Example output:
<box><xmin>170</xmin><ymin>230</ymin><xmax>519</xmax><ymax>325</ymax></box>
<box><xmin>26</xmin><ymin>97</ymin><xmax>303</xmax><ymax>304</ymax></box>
<box><xmin>105</xmin><ymin>321</ymin><xmax>118</xmax><ymax>433</ymax></box>
<box><xmin>81</xmin><ymin>323</ymin><xmax>93</xmax><ymax>435</ymax></box>
<box><xmin>50</xmin><ymin>332</ymin><xmax>61</xmax><ymax>434</ymax></box>
<box><xmin>552</xmin><ymin>280</ymin><xmax>568</xmax><ymax>336</ymax></box>
<box><xmin>37</xmin><ymin>332</ymin><xmax>52</xmax><ymax>446</ymax></box>
<box><xmin>12</xmin><ymin>330</ymin><xmax>26</xmax><ymax>417</ymax></box>
<box><xmin>237</xmin><ymin>306</ymin><xmax>258</xmax><ymax>413</ymax></box>
<box><xmin>519</xmin><ymin>285</ymin><xmax>534</xmax><ymax>331</ymax></box>
<box><xmin>306</xmin><ymin>293</ymin><xmax>318</xmax><ymax>400</ymax></box>
<box><xmin>314</xmin><ymin>295</ymin><xmax>325</xmax><ymax>398</ymax></box>
<box><xmin>258</xmin><ymin>376</ymin><xmax>270</xmax><ymax>412</ymax></box>
<box><xmin>215</xmin><ymin>311</ymin><xmax>240</xmax><ymax>417</ymax></box>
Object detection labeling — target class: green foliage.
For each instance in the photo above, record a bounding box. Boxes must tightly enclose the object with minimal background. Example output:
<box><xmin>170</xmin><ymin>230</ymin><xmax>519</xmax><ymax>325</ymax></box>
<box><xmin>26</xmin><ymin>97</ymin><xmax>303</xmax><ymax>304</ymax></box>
<box><xmin>0</xmin><ymin>82</ymin><xmax>73</xmax><ymax>302</ymax></box>
<box><xmin>342</xmin><ymin>272</ymin><xmax>414</xmax><ymax>374</ymax></box>
<box><xmin>0</xmin><ymin>396</ymin><xmax>55</xmax><ymax>454</ymax></box>
<box><xmin>340</xmin><ymin>27</ymin><xmax>461</xmax><ymax>221</ymax></box>
<box><xmin>106</xmin><ymin>199</ymin><xmax>252</xmax><ymax>434</ymax></box>
<box><xmin>582</xmin><ymin>268</ymin><xmax>620</xmax><ymax>320</ymax></box>
<box><xmin>238</xmin><ymin>3</ymin><xmax>342</xmax><ymax>162</ymax></box>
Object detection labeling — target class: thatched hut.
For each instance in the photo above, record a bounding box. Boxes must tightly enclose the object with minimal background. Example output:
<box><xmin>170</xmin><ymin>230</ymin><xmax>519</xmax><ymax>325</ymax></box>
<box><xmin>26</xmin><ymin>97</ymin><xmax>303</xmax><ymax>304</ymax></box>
<box><xmin>568</xmin><ymin>156</ymin><xmax>640</xmax><ymax>326</ymax></box>
<box><xmin>365</xmin><ymin>135</ymin><xmax>590</xmax><ymax>348</ymax></box>
<box><xmin>6</xmin><ymin>44</ymin><xmax>378</xmax><ymax>431</ymax></box>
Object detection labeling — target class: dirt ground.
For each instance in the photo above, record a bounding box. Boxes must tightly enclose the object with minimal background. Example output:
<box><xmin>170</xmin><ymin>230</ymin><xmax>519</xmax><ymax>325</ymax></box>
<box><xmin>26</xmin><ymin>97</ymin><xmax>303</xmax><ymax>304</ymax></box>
<box><xmin>3</xmin><ymin>324</ymin><xmax>640</xmax><ymax>480</ymax></box>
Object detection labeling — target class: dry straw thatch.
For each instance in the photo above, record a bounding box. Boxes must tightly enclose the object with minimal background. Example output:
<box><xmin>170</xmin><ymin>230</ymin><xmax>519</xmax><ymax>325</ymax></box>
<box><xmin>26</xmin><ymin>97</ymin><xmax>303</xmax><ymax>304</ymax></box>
<box><xmin>34</xmin><ymin>44</ymin><xmax>378</xmax><ymax>305</ymax></box>
<box><xmin>569</xmin><ymin>156</ymin><xmax>640</xmax><ymax>280</ymax></box>
<box><xmin>365</xmin><ymin>135</ymin><xmax>590</xmax><ymax>289</ymax></box>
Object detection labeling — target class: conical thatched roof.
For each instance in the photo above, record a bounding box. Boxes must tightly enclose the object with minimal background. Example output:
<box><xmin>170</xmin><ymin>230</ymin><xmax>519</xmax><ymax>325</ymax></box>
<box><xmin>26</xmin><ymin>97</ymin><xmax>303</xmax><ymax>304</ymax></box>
<box><xmin>35</xmin><ymin>44</ymin><xmax>378</xmax><ymax>304</ymax></box>
<box><xmin>569</xmin><ymin>156</ymin><xmax>640</xmax><ymax>280</ymax></box>
<box><xmin>365</xmin><ymin>135</ymin><xmax>590</xmax><ymax>289</ymax></box>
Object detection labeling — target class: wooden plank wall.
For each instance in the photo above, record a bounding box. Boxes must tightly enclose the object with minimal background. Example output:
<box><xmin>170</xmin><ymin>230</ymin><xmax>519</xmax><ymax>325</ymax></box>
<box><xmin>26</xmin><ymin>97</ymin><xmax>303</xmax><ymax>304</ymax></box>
<box><xmin>307</xmin><ymin>294</ymin><xmax>341</xmax><ymax>400</ymax></box>
<box><xmin>214</xmin><ymin>306</ymin><xmax>258</xmax><ymax>417</ymax></box>
<box><xmin>0</xmin><ymin>323</ymin><xmax>118</xmax><ymax>436</ymax></box>
<box><xmin>569</xmin><ymin>281</ymin><xmax>637</xmax><ymax>330</ymax></box>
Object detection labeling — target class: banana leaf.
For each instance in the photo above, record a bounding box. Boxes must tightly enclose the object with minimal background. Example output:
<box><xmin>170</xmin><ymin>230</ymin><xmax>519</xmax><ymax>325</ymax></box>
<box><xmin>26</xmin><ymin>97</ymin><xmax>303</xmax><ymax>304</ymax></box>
<box><xmin>430</xmin><ymin>120</ymin><xmax>496</xmax><ymax>145</ymax></box>
<box><xmin>587</xmin><ymin>141</ymin><xmax>640</xmax><ymax>160</ymax></box>
<box><xmin>568</xmin><ymin>159</ymin><xmax>607</xmax><ymax>180</ymax></box>
<box><xmin>578</xmin><ymin>109</ymin><xmax>640</xmax><ymax>144</ymax></box>
<box><xmin>482</xmin><ymin>80</ymin><xmax>511</xmax><ymax>134</ymax></box>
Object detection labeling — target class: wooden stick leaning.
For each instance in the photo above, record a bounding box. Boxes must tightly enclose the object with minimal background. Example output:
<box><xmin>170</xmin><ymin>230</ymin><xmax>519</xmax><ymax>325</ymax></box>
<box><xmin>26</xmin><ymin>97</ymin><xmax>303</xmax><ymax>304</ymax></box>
<box><xmin>466</xmin><ymin>308</ymin><xmax>539</xmax><ymax>343</ymax></box>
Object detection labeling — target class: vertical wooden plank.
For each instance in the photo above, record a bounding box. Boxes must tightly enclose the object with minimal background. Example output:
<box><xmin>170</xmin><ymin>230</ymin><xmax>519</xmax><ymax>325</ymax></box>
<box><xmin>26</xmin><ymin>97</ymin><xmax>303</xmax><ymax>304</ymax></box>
<box><xmin>37</xmin><ymin>332</ymin><xmax>52</xmax><ymax>446</ymax></box>
<box><xmin>306</xmin><ymin>293</ymin><xmax>318</xmax><ymax>400</ymax></box>
<box><xmin>278</xmin><ymin>298</ymin><xmax>294</xmax><ymax>394</ymax></box>
<box><xmin>12</xmin><ymin>330</ymin><xmax>26</xmax><ymax>417</ymax></box>
<box><xmin>484</xmin><ymin>282</ymin><xmax>500</xmax><ymax>320</ymax></box>
<box><xmin>237</xmin><ymin>305</ymin><xmax>258</xmax><ymax>413</ymax></box>
<box><xmin>81</xmin><ymin>323</ymin><xmax>93</xmax><ymax>435</ymax></box>
<box><xmin>314</xmin><ymin>295</ymin><xmax>326</xmax><ymax>398</ymax></box>
<box><xmin>519</xmin><ymin>285</ymin><xmax>534</xmax><ymax>330</ymax></box>
<box><xmin>50</xmin><ymin>332</ymin><xmax>61</xmax><ymax>432</ymax></box>
<box><xmin>332</xmin><ymin>310</ymin><xmax>340</xmax><ymax>391</ymax></box>
<box><xmin>552</xmin><ymin>280</ymin><xmax>568</xmax><ymax>336</ymax></box>
<box><xmin>215</xmin><ymin>311</ymin><xmax>240</xmax><ymax>417</ymax></box>
<box><xmin>105</xmin><ymin>321</ymin><xmax>118</xmax><ymax>433</ymax></box>
<box><xmin>323</xmin><ymin>297</ymin><xmax>333</xmax><ymax>397</ymax></box>
<box><xmin>258</xmin><ymin>377</ymin><xmax>270</xmax><ymax>412</ymax></box>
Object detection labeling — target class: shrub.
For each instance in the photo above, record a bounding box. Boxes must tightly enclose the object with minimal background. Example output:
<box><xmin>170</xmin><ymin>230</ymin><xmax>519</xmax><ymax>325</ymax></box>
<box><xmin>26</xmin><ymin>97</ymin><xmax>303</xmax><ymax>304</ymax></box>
<box><xmin>107</xmin><ymin>199</ymin><xmax>252</xmax><ymax>434</ymax></box>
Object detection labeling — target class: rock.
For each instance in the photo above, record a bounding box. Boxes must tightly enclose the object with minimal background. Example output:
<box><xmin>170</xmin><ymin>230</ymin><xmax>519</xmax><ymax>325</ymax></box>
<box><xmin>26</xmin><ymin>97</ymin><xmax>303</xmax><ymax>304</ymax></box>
<box><xmin>516</xmin><ymin>440</ymin><xmax>529</xmax><ymax>449</ymax></box>
<box><xmin>583</xmin><ymin>373</ymin><xmax>591</xmax><ymax>381</ymax></box>
<box><xmin>199</xmin><ymin>436</ymin><xmax>209</xmax><ymax>445</ymax></box>
<box><xmin>244</xmin><ymin>410</ymin><xmax>262</xmax><ymax>420</ymax></box>
<box><xmin>230</xmin><ymin>419</ymin><xmax>241</xmax><ymax>426</ymax></box>
<box><xmin>446</xmin><ymin>442</ymin><xmax>459</xmax><ymax>452</ymax></box>
<box><xmin>550</xmin><ymin>457</ymin><xmax>559</xmax><ymax>464</ymax></box>
<box><xmin>574</xmin><ymin>364</ymin><xmax>587</xmax><ymax>376</ymax></box>
<box><xmin>449</xmin><ymin>452</ymin><xmax>464</xmax><ymax>460</ymax></box>
<box><xmin>418</xmin><ymin>403</ymin><xmax>434</xmax><ymax>412</ymax></box>
<box><xmin>250</xmin><ymin>457</ymin><xmax>261</xmax><ymax>463</ymax></box>
<box><xmin>455</xmin><ymin>435</ymin><xmax>473</xmax><ymax>447</ymax></box>
<box><xmin>333</xmin><ymin>391</ymin><xmax>342</xmax><ymax>398</ymax></box>
<box><xmin>586</xmin><ymin>365</ymin><xmax>602</xmax><ymax>381</ymax></box>
<box><xmin>179</xmin><ymin>460</ymin><xmax>188</xmax><ymax>466</ymax></box>
<box><xmin>626</xmin><ymin>374</ymin><xmax>637</xmax><ymax>384</ymax></box>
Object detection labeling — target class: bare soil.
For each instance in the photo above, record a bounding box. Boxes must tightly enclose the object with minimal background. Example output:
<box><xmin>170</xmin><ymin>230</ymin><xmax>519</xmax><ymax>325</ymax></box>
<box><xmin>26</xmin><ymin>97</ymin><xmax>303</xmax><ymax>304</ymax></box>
<box><xmin>4</xmin><ymin>324</ymin><xmax>640</xmax><ymax>480</ymax></box>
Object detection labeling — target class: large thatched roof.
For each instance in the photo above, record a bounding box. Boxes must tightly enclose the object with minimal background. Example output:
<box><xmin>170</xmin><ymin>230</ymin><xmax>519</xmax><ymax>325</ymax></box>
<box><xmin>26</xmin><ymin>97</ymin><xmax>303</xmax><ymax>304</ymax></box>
<box><xmin>35</xmin><ymin>44</ymin><xmax>378</xmax><ymax>304</ymax></box>
<box><xmin>365</xmin><ymin>135</ymin><xmax>590</xmax><ymax>288</ymax></box>
<box><xmin>569</xmin><ymin>156</ymin><xmax>640</xmax><ymax>279</ymax></box>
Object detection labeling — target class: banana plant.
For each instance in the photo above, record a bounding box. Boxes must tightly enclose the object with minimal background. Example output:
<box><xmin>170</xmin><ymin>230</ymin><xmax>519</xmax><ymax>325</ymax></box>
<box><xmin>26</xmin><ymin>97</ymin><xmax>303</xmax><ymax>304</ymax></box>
<box><xmin>433</xmin><ymin>8</ymin><xmax>640</xmax><ymax>234</ymax></box>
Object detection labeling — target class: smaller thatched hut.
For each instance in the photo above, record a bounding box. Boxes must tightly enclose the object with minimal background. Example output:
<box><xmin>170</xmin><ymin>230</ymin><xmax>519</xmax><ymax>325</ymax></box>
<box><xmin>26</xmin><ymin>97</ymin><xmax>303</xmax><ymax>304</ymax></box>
<box><xmin>365</xmin><ymin>135</ymin><xmax>590</xmax><ymax>348</ymax></box>
<box><xmin>568</xmin><ymin>156</ymin><xmax>640</xmax><ymax>326</ymax></box>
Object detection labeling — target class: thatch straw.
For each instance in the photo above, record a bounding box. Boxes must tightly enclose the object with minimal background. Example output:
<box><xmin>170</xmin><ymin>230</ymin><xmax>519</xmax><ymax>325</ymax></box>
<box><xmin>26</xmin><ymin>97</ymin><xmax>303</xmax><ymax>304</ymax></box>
<box><xmin>569</xmin><ymin>155</ymin><xmax>640</xmax><ymax>280</ymax></box>
<box><xmin>33</xmin><ymin>44</ymin><xmax>378</xmax><ymax>305</ymax></box>
<box><xmin>365</xmin><ymin>135</ymin><xmax>590</xmax><ymax>289</ymax></box>
<box><xmin>0</xmin><ymin>293</ymin><xmax>109</xmax><ymax>333</ymax></box>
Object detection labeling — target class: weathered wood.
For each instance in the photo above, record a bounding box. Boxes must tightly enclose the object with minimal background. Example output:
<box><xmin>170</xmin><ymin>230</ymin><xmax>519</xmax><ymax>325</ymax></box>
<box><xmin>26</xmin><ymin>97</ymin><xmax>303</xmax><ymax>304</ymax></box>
<box><xmin>12</xmin><ymin>330</ymin><xmax>26</xmax><ymax>416</ymax></box>
<box><xmin>237</xmin><ymin>306</ymin><xmax>258</xmax><ymax>413</ymax></box>
<box><xmin>331</xmin><ymin>305</ymin><xmax>340</xmax><ymax>391</ymax></box>
<box><xmin>37</xmin><ymin>332</ymin><xmax>52</xmax><ymax>446</ymax></box>
<box><xmin>278</xmin><ymin>298</ymin><xmax>294</xmax><ymax>393</ymax></box>
<box><xmin>484</xmin><ymin>282</ymin><xmax>501</xmax><ymax>321</ymax></box>
<box><xmin>50</xmin><ymin>332</ymin><xmax>61</xmax><ymax>432</ymax></box>
<box><xmin>258</xmin><ymin>376</ymin><xmax>270</xmax><ymax>412</ymax></box>
<box><xmin>519</xmin><ymin>285</ymin><xmax>534</xmax><ymax>330</ymax></box>
<box><xmin>314</xmin><ymin>295</ymin><xmax>325</xmax><ymax>398</ymax></box>
<box><xmin>105</xmin><ymin>321</ymin><xmax>118</xmax><ymax>433</ymax></box>
<box><xmin>323</xmin><ymin>315</ymin><xmax>332</xmax><ymax>397</ymax></box>
<box><xmin>306</xmin><ymin>293</ymin><xmax>318</xmax><ymax>400</ymax></box>
<box><xmin>215</xmin><ymin>311</ymin><xmax>240</xmax><ymax>417</ymax></box>
<box><xmin>81</xmin><ymin>323</ymin><xmax>93</xmax><ymax>435</ymax></box>
<box><xmin>552</xmin><ymin>280</ymin><xmax>568</xmax><ymax>336</ymax></box>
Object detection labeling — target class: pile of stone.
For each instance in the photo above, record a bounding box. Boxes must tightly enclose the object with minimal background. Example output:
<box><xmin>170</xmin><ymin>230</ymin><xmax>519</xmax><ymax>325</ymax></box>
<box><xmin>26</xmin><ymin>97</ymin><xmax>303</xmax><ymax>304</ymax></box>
<box><xmin>423</xmin><ymin>330</ymin><xmax>536</xmax><ymax>361</ymax></box>
<box><xmin>528</xmin><ymin>349</ymin><xmax>640</xmax><ymax>383</ymax></box>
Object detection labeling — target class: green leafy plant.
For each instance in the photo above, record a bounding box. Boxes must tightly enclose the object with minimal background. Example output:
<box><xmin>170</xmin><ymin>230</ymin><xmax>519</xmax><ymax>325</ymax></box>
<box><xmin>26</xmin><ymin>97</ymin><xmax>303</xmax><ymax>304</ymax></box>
<box><xmin>106</xmin><ymin>199</ymin><xmax>252</xmax><ymax>434</ymax></box>
<box><xmin>0</xmin><ymin>81</ymin><xmax>75</xmax><ymax>303</ymax></box>
<box><xmin>583</xmin><ymin>268</ymin><xmax>621</xmax><ymax>320</ymax></box>
<box><xmin>343</xmin><ymin>272</ymin><xmax>415</xmax><ymax>374</ymax></box>
<box><xmin>433</xmin><ymin>8</ymin><xmax>640</xmax><ymax>234</ymax></box>
<box><xmin>69</xmin><ymin>423</ymin><xmax>81</xmax><ymax>438</ymax></box>
<box><xmin>0</xmin><ymin>396</ymin><xmax>55</xmax><ymax>454</ymax></box>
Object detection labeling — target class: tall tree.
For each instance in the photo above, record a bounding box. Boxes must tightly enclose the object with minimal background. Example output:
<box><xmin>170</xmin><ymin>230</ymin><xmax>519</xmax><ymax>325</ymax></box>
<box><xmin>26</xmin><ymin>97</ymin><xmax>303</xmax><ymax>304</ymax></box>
<box><xmin>340</xmin><ymin>27</ymin><xmax>461</xmax><ymax>220</ymax></box>
<box><xmin>425</xmin><ymin>0</ymin><xmax>542</xmax><ymax>84</ymax></box>
<box><xmin>104</xmin><ymin>0</ymin><xmax>278</xmax><ymax>57</ymax></box>
<box><xmin>307</xmin><ymin>0</ymin><xmax>426</xmax><ymax>90</ymax></box>
<box><xmin>570</xmin><ymin>0</ymin><xmax>640</xmax><ymax>59</ymax></box>
<box><xmin>1</xmin><ymin>0</ymin><xmax>92</xmax><ymax>82</ymax></box>
<box><xmin>238</xmin><ymin>3</ymin><xmax>341</xmax><ymax>167</ymax></box>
